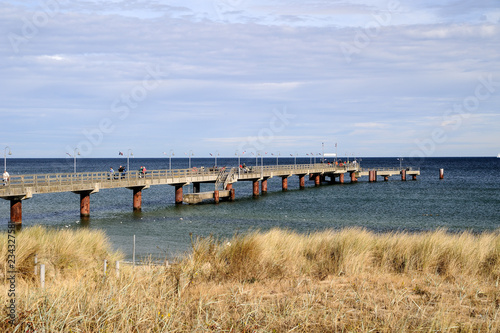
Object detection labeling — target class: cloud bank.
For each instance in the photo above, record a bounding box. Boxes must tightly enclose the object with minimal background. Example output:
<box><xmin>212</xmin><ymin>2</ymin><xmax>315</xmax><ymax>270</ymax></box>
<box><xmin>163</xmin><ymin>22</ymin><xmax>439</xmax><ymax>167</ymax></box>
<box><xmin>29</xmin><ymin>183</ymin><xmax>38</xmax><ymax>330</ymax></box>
<box><xmin>0</xmin><ymin>0</ymin><xmax>499</xmax><ymax>158</ymax></box>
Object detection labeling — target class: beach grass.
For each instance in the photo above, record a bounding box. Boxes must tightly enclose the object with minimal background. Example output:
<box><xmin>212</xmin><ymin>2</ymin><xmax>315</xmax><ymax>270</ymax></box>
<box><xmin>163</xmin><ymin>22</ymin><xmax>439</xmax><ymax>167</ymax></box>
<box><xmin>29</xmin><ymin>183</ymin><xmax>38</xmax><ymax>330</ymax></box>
<box><xmin>1</xmin><ymin>226</ymin><xmax>500</xmax><ymax>332</ymax></box>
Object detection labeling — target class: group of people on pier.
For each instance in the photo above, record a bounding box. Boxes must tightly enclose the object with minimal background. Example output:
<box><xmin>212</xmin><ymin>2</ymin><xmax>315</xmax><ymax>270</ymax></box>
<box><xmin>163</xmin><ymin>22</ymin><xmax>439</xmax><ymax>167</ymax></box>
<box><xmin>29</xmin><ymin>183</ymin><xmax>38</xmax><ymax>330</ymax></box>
<box><xmin>108</xmin><ymin>165</ymin><xmax>148</xmax><ymax>180</ymax></box>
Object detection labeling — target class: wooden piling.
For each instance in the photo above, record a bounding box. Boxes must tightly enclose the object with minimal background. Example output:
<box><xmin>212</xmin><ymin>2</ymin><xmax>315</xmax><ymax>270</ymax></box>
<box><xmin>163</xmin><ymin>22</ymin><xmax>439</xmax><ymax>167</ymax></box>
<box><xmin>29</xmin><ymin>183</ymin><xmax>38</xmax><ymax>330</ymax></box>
<box><xmin>282</xmin><ymin>176</ymin><xmax>288</xmax><ymax>191</ymax></box>
<box><xmin>133</xmin><ymin>188</ymin><xmax>142</xmax><ymax>211</ymax></box>
<box><xmin>350</xmin><ymin>171</ymin><xmax>357</xmax><ymax>183</ymax></box>
<box><xmin>175</xmin><ymin>185</ymin><xmax>183</xmax><ymax>204</ymax></box>
<box><xmin>253</xmin><ymin>180</ymin><xmax>259</xmax><ymax>197</ymax></box>
<box><xmin>314</xmin><ymin>174</ymin><xmax>321</xmax><ymax>186</ymax></box>
<box><xmin>10</xmin><ymin>198</ymin><xmax>22</xmax><ymax>224</ymax></box>
<box><xmin>80</xmin><ymin>192</ymin><xmax>90</xmax><ymax>218</ymax></box>
<box><xmin>299</xmin><ymin>174</ymin><xmax>305</xmax><ymax>188</ymax></box>
<box><xmin>261</xmin><ymin>179</ymin><xmax>268</xmax><ymax>194</ymax></box>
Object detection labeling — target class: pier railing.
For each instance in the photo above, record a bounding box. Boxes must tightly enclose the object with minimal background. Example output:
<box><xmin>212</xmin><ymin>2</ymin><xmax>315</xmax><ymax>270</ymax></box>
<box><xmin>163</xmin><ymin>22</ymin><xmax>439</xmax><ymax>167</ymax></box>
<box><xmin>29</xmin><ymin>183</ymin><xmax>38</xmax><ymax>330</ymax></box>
<box><xmin>1</xmin><ymin>163</ymin><xmax>363</xmax><ymax>197</ymax></box>
<box><xmin>358</xmin><ymin>167</ymin><xmax>420</xmax><ymax>172</ymax></box>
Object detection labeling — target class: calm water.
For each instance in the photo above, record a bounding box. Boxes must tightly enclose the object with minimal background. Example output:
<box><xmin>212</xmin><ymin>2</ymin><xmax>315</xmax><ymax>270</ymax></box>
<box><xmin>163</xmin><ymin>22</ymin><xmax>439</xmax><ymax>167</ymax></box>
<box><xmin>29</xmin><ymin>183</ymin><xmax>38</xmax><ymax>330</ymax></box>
<box><xmin>1</xmin><ymin>157</ymin><xmax>499</xmax><ymax>260</ymax></box>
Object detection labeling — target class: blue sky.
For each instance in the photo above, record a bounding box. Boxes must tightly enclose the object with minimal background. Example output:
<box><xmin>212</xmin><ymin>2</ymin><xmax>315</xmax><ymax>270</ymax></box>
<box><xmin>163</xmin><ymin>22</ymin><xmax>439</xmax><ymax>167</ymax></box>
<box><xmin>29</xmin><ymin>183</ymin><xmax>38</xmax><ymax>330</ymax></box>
<box><xmin>1</xmin><ymin>0</ymin><xmax>499</xmax><ymax>158</ymax></box>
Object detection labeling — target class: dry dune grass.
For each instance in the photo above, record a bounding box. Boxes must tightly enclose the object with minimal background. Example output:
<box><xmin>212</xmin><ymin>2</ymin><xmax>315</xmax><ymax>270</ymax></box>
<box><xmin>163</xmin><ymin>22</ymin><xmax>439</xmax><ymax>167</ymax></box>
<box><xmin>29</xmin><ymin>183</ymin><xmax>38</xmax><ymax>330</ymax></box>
<box><xmin>1</xmin><ymin>226</ymin><xmax>500</xmax><ymax>332</ymax></box>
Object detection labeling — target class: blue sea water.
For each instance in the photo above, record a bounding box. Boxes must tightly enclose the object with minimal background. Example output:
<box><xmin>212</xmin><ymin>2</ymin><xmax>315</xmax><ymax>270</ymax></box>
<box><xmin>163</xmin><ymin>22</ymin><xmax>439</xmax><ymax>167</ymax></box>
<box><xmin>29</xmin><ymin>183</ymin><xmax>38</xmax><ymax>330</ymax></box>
<box><xmin>1</xmin><ymin>157</ymin><xmax>499</xmax><ymax>260</ymax></box>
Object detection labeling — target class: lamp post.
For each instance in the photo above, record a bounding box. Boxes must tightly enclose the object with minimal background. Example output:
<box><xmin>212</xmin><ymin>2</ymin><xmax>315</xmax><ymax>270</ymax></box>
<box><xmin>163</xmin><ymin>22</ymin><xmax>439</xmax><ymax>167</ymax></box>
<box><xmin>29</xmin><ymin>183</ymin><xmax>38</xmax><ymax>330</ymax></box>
<box><xmin>398</xmin><ymin>157</ymin><xmax>403</xmax><ymax>169</ymax></box>
<box><xmin>188</xmin><ymin>150</ymin><xmax>193</xmax><ymax>169</ymax></box>
<box><xmin>127</xmin><ymin>149</ymin><xmax>133</xmax><ymax>173</ymax></box>
<box><xmin>73</xmin><ymin>148</ymin><xmax>80</xmax><ymax>173</ymax></box>
<box><xmin>236</xmin><ymin>150</ymin><xmax>240</xmax><ymax>177</ymax></box>
<box><xmin>4</xmin><ymin>146</ymin><xmax>12</xmax><ymax>171</ymax></box>
<box><xmin>276</xmin><ymin>151</ymin><xmax>280</xmax><ymax>166</ymax></box>
<box><xmin>169</xmin><ymin>150</ymin><xmax>174</xmax><ymax>171</ymax></box>
<box><xmin>260</xmin><ymin>151</ymin><xmax>264</xmax><ymax>174</ymax></box>
<box><xmin>295</xmin><ymin>152</ymin><xmax>298</xmax><ymax>165</ymax></box>
<box><xmin>215</xmin><ymin>150</ymin><xmax>219</xmax><ymax>168</ymax></box>
<box><xmin>322</xmin><ymin>142</ymin><xmax>325</xmax><ymax>163</ymax></box>
<box><xmin>163</xmin><ymin>150</ymin><xmax>175</xmax><ymax>171</ymax></box>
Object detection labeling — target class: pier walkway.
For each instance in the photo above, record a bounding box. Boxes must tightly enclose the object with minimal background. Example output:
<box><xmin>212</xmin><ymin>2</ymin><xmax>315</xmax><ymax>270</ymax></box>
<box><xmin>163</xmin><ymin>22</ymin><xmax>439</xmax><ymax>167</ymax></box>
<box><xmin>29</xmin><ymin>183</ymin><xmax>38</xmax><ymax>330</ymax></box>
<box><xmin>1</xmin><ymin>163</ymin><xmax>419</xmax><ymax>224</ymax></box>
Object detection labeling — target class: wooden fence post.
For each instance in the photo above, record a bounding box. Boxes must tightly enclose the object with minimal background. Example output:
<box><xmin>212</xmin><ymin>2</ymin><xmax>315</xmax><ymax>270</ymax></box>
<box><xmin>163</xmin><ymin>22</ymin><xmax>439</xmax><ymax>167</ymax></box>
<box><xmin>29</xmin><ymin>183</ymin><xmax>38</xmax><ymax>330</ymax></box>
<box><xmin>40</xmin><ymin>264</ymin><xmax>45</xmax><ymax>289</ymax></box>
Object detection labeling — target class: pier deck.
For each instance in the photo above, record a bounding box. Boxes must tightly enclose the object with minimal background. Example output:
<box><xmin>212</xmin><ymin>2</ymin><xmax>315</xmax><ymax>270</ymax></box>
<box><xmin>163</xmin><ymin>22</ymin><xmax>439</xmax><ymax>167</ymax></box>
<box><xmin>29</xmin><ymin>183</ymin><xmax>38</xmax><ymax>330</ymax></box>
<box><xmin>1</xmin><ymin>163</ymin><xmax>419</xmax><ymax>223</ymax></box>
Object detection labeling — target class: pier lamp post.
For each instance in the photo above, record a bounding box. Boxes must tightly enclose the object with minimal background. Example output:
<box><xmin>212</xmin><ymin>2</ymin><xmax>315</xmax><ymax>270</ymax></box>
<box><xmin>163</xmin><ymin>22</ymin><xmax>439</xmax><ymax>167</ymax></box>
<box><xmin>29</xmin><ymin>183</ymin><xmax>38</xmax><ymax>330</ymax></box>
<box><xmin>276</xmin><ymin>151</ymin><xmax>280</xmax><ymax>166</ymax></box>
<box><xmin>397</xmin><ymin>157</ymin><xmax>403</xmax><ymax>169</ymax></box>
<box><xmin>73</xmin><ymin>148</ymin><xmax>80</xmax><ymax>173</ymax></box>
<box><xmin>295</xmin><ymin>152</ymin><xmax>298</xmax><ymax>165</ymax></box>
<box><xmin>127</xmin><ymin>149</ymin><xmax>133</xmax><ymax>174</ymax></box>
<box><xmin>214</xmin><ymin>150</ymin><xmax>219</xmax><ymax>168</ymax></box>
<box><xmin>4</xmin><ymin>146</ymin><xmax>12</xmax><ymax>171</ymax></box>
<box><xmin>322</xmin><ymin>142</ymin><xmax>325</xmax><ymax>163</ymax></box>
<box><xmin>188</xmin><ymin>150</ymin><xmax>193</xmax><ymax>169</ymax></box>
<box><xmin>169</xmin><ymin>150</ymin><xmax>174</xmax><ymax>171</ymax></box>
<box><xmin>163</xmin><ymin>150</ymin><xmax>175</xmax><ymax>172</ymax></box>
<box><xmin>255</xmin><ymin>152</ymin><xmax>258</xmax><ymax>167</ymax></box>
<box><xmin>236</xmin><ymin>150</ymin><xmax>240</xmax><ymax>177</ymax></box>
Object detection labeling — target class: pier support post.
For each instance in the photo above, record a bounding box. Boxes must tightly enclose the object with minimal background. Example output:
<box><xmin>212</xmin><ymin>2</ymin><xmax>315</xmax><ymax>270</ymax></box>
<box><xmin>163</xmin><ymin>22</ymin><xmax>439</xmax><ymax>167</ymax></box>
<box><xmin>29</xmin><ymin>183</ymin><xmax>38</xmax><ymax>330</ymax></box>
<box><xmin>401</xmin><ymin>169</ymin><xmax>406</xmax><ymax>181</ymax></box>
<box><xmin>439</xmin><ymin>169</ymin><xmax>444</xmax><ymax>180</ymax></box>
<box><xmin>72</xmin><ymin>189</ymin><xmax>97</xmax><ymax>218</ymax></box>
<box><xmin>350</xmin><ymin>172</ymin><xmax>358</xmax><ymax>183</ymax></box>
<box><xmin>133</xmin><ymin>188</ymin><xmax>142</xmax><ymax>211</ymax></box>
<box><xmin>261</xmin><ymin>179</ymin><xmax>268</xmax><ymax>194</ymax></box>
<box><xmin>175</xmin><ymin>185</ymin><xmax>183</xmax><ymax>204</ymax></box>
<box><xmin>225</xmin><ymin>183</ymin><xmax>233</xmax><ymax>191</ymax></box>
<box><xmin>80</xmin><ymin>192</ymin><xmax>91</xmax><ymax>218</ymax></box>
<box><xmin>230</xmin><ymin>188</ymin><xmax>235</xmax><ymax>201</ymax></box>
<box><xmin>299</xmin><ymin>174</ymin><xmax>305</xmax><ymax>189</ymax></box>
<box><xmin>214</xmin><ymin>190</ymin><xmax>220</xmax><ymax>204</ymax></box>
<box><xmin>282</xmin><ymin>176</ymin><xmax>288</xmax><ymax>191</ymax></box>
<box><xmin>127</xmin><ymin>186</ymin><xmax>149</xmax><ymax>211</ymax></box>
<box><xmin>369</xmin><ymin>170</ymin><xmax>378</xmax><ymax>182</ymax></box>
<box><xmin>412</xmin><ymin>174</ymin><xmax>417</xmax><ymax>181</ymax></box>
<box><xmin>314</xmin><ymin>174</ymin><xmax>321</xmax><ymax>186</ymax></box>
<box><xmin>339</xmin><ymin>173</ymin><xmax>344</xmax><ymax>184</ymax></box>
<box><xmin>253</xmin><ymin>180</ymin><xmax>259</xmax><ymax>197</ymax></box>
<box><xmin>193</xmin><ymin>182</ymin><xmax>200</xmax><ymax>193</ymax></box>
<box><xmin>384</xmin><ymin>176</ymin><xmax>389</xmax><ymax>181</ymax></box>
<box><xmin>10</xmin><ymin>198</ymin><xmax>22</xmax><ymax>224</ymax></box>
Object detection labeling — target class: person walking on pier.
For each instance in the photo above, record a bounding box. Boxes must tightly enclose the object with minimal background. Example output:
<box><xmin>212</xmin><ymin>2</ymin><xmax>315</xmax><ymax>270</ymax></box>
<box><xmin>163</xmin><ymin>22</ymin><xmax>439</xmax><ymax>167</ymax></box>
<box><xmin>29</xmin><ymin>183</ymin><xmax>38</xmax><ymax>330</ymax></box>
<box><xmin>108</xmin><ymin>167</ymin><xmax>115</xmax><ymax>180</ymax></box>
<box><xmin>118</xmin><ymin>165</ymin><xmax>126</xmax><ymax>179</ymax></box>
<box><xmin>139</xmin><ymin>166</ymin><xmax>147</xmax><ymax>178</ymax></box>
<box><xmin>2</xmin><ymin>170</ymin><xmax>9</xmax><ymax>186</ymax></box>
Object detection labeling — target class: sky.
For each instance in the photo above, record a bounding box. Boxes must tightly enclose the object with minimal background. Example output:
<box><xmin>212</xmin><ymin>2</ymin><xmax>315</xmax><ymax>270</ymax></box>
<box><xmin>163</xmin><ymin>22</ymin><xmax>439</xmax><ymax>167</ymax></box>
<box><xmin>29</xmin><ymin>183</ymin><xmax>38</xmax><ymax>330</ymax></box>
<box><xmin>1</xmin><ymin>0</ymin><xmax>499</xmax><ymax>159</ymax></box>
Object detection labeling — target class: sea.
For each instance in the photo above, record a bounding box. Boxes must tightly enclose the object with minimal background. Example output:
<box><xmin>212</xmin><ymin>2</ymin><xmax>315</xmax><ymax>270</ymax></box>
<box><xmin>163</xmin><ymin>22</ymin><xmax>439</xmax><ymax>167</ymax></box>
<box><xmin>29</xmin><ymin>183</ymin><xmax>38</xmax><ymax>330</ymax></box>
<box><xmin>1</xmin><ymin>157</ymin><xmax>499</xmax><ymax>261</ymax></box>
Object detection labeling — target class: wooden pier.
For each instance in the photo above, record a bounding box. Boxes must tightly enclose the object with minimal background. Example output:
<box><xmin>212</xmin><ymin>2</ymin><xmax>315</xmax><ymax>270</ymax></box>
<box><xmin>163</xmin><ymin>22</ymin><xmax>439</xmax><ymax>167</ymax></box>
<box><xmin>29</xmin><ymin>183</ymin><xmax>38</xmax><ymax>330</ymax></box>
<box><xmin>0</xmin><ymin>163</ymin><xmax>419</xmax><ymax>224</ymax></box>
